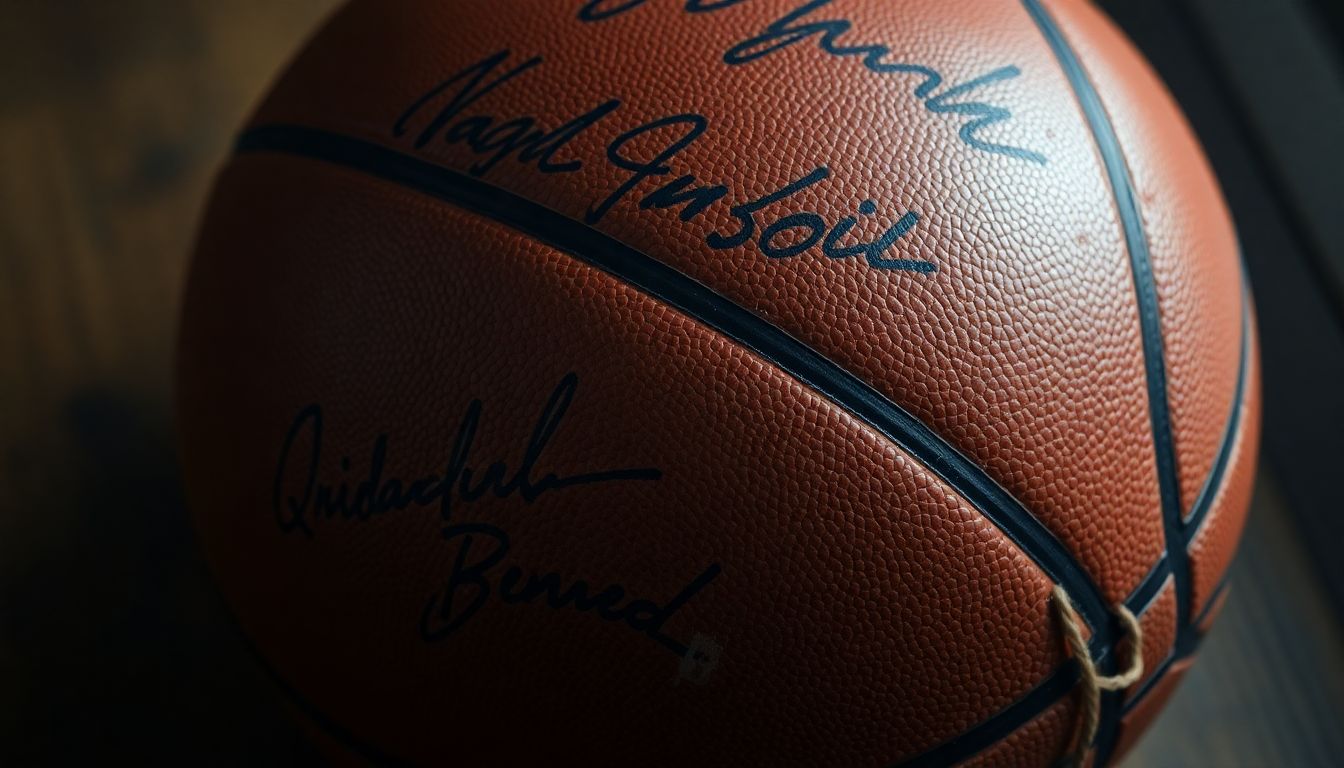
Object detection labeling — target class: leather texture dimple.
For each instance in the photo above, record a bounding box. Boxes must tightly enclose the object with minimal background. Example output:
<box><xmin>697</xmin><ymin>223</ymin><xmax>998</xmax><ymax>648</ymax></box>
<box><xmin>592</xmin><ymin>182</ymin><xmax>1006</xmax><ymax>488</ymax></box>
<box><xmin>1109</xmin><ymin>656</ymin><xmax>1195</xmax><ymax>765</ymax></box>
<box><xmin>175</xmin><ymin>1</ymin><xmax>1262</xmax><ymax>764</ymax></box>
<box><xmin>1039</xmin><ymin>0</ymin><xmax>1245</xmax><ymax>523</ymax></box>
<box><xmin>1187</xmin><ymin>325</ymin><xmax>1261</xmax><ymax>616</ymax></box>
<box><xmin>956</xmin><ymin>694</ymin><xmax>1077</xmax><ymax>768</ymax></box>
<box><xmin>178</xmin><ymin>156</ymin><xmax>1066</xmax><ymax>766</ymax></box>
<box><xmin>247</xmin><ymin>0</ymin><xmax>1168</xmax><ymax>606</ymax></box>
<box><xmin>1128</xmin><ymin>577</ymin><xmax>1177</xmax><ymax>703</ymax></box>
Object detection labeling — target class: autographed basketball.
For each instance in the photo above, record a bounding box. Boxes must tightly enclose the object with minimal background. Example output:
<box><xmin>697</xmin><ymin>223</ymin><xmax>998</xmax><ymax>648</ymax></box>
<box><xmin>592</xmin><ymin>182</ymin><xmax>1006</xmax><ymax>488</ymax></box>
<box><xmin>176</xmin><ymin>0</ymin><xmax>1259</xmax><ymax>765</ymax></box>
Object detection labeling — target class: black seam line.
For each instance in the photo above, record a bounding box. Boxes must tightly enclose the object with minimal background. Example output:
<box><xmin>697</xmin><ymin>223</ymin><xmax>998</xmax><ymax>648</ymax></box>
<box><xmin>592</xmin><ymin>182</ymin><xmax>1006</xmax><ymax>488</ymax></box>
<box><xmin>902</xmin><ymin>536</ymin><xmax>1171</xmax><ymax>767</ymax></box>
<box><xmin>1128</xmin><ymin>648</ymin><xmax>1177</xmax><ymax>713</ymax></box>
<box><xmin>1089</xmin><ymin>287</ymin><xmax>1248</xmax><ymax>764</ymax></box>
<box><xmin>237</xmin><ymin>123</ymin><xmax>1116</xmax><ymax>768</ymax></box>
<box><xmin>896</xmin><ymin>660</ymin><xmax>1081</xmax><ymax>768</ymax></box>
<box><xmin>1110</xmin><ymin>283</ymin><xmax>1246</xmax><ymax>702</ymax></box>
<box><xmin>1188</xmin><ymin>573</ymin><xmax>1232</xmax><ymax>640</ymax></box>
<box><xmin>1125</xmin><ymin>284</ymin><xmax>1249</xmax><ymax>615</ymax></box>
<box><xmin>844</xmin><ymin>0</ymin><xmax>1250</xmax><ymax>754</ymax></box>
<box><xmin>211</xmin><ymin>585</ymin><xmax>407</xmax><ymax>766</ymax></box>
<box><xmin>1022</xmin><ymin>0</ymin><xmax>1188</xmax><ymax>621</ymax></box>
<box><xmin>1021</xmin><ymin>1</ymin><xmax>1179</xmax><ymax>764</ymax></box>
<box><xmin>1121</xmin><ymin>283</ymin><xmax>1249</xmax><ymax>615</ymax></box>
<box><xmin>252</xmin><ymin>640</ymin><xmax>407</xmax><ymax>767</ymax></box>
<box><xmin>1113</xmin><ymin>282</ymin><xmax>1251</xmax><ymax>725</ymax></box>
<box><xmin>1183</xmin><ymin>288</ymin><xmax>1252</xmax><ymax>536</ymax></box>
<box><xmin>1127</xmin><ymin>559</ymin><xmax>1172</xmax><ymax>616</ymax></box>
<box><xmin>234</xmin><ymin>124</ymin><xmax>1112</xmax><ymax>632</ymax></box>
<box><xmin>1122</xmin><ymin>573</ymin><xmax>1231</xmax><ymax>713</ymax></box>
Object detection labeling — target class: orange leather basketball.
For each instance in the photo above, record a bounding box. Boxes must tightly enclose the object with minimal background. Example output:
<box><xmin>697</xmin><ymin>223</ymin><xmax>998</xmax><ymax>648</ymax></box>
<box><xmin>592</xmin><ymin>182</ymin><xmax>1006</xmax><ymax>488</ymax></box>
<box><xmin>176</xmin><ymin>1</ymin><xmax>1259</xmax><ymax>765</ymax></box>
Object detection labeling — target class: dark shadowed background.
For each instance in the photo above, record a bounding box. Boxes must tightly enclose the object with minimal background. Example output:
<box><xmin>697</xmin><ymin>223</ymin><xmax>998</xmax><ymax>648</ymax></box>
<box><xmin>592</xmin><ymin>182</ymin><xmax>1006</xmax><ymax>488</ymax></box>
<box><xmin>1</xmin><ymin>1</ymin><xmax>1342</xmax><ymax>765</ymax></box>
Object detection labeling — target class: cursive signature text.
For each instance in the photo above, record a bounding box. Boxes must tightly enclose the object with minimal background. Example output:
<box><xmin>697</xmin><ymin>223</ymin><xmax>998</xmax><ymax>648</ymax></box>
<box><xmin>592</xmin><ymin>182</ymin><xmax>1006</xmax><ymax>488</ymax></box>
<box><xmin>272</xmin><ymin>373</ymin><xmax>719</xmax><ymax>665</ymax></box>
<box><xmin>578</xmin><ymin>0</ymin><xmax>1047</xmax><ymax>164</ymax></box>
<box><xmin>393</xmin><ymin>50</ymin><xmax>932</xmax><ymax>271</ymax></box>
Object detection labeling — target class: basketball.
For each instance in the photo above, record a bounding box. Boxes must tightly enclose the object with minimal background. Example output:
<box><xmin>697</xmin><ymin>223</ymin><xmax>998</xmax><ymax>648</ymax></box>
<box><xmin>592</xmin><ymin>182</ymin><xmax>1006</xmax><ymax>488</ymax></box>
<box><xmin>175</xmin><ymin>0</ymin><xmax>1259</xmax><ymax>764</ymax></box>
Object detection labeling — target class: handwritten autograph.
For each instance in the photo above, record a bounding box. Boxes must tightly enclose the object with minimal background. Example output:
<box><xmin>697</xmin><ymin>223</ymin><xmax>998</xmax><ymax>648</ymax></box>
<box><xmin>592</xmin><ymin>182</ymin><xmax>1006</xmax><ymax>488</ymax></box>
<box><xmin>394</xmin><ymin>50</ymin><xmax>931</xmax><ymax>272</ymax></box>
<box><xmin>579</xmin><ymin>0</ymin><xmax>1048</xmax><ymax>165</ymax></box>
<box><xmin>272</xmin><ymin>372</ymin><xmax>660</xmax><ymax>535</ymax></box>
<box><xmin>272</xmin><ymin>373</ymin><xmax>720</xmax><ymax>666</ymax></box>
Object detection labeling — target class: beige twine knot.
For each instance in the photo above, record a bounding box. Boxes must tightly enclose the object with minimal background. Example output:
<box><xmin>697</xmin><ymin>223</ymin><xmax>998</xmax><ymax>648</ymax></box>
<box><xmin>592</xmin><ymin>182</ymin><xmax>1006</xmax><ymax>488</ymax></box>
<box><xmin>1050</xmin><ymin>584</ymin><xmax>1144</xmax><ymax>767</ymax></box>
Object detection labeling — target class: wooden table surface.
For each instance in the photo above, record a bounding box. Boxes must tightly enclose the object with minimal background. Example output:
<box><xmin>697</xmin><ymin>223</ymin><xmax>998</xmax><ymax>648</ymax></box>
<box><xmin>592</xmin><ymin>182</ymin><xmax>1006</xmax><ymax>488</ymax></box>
<box><xmin>2</xmin><ymin>2</ymin><xmax>1341</xmax><ymax>765</ymax></box>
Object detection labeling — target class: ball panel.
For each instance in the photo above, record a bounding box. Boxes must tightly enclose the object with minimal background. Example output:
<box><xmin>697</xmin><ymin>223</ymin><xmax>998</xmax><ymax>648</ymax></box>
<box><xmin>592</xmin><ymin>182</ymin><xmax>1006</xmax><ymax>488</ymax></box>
<box><xmin>954</xmin><ymin>693</ymin><xmax>1078</xmax><ymax>768</ymax></box>
<box><xmin>1041</xmin><ymin>0</ymin><xmax>1245</xmax><ymax>526</ymax></box>
<box><xmin>1187</xmin><ymin>323</ymin><xmax>1261</xmax><ymax>618</ymax></box>
<box><xmin>246</xmin><ymin>0</ymin><xmax>1166</xmax><ymax>608</ymax></box>
<box><xmin>178</xmin><ymin>154</ymin><xmax>1068</xmax><ymax>765</ymax></box>
<box><xmin>177</xmin><ymin>1</ymin><xmax>1262</xmax><ymax>763</ymax></box>
<box><xmin>1108</xmin><ymin>655</ymin><xmax>1195</xmax><ymax>765</ymax></box>
<box><xmin>1126</xmin><ymin>575</ymin><xmax>1177</xmax><ymax>704</ymax></box>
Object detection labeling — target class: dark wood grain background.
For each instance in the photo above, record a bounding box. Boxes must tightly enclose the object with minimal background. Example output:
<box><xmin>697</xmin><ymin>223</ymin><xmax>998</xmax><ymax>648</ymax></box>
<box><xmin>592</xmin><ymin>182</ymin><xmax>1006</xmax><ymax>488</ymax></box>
<box><xmin>1</xmin><ymin>1</ymin><xmax>1341</xmax><ymax>765</ymax></box>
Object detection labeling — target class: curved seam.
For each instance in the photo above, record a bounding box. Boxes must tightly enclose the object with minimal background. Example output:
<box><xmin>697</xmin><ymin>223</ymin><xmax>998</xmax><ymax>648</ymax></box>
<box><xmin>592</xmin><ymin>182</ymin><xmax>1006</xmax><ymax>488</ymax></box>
<box><xmin>1126</xmin><ymin>552</ymin><xmax>1171</xmax><ymax>615</ymax></box>
<box><xmin>812</xmin><ymin>0</ymin><xmax>1250</xmax><ymax>756</ymax></box>
<box><xmin>1129</xmin><ymin>568</ymin><xmax>1173</xmax><ymax>617</ymax></box>
<box><xmin>214</xmin><ymin>589</ymin><xmax>408</xmax><ymax>766</ymax></box>
<box><xmin>1123</xmin><ymin>648</ymin><xmax>1176</xmax><ymax>715</ymax></box>
<box><xmin>1189</xmin><ymin>573</ymin><xmax>1232</xmax><ymax>636</ymax></box>
<box><xmin>233</xmin><ymin>124</ymin><xmax>1113</xmax><ymax>620</ymax></box>
<box><xmin>1183</xmin><ymin>291</ymin><xmax>1252</xmax><ymax>538</ymax></box>
<box><xmin>234</xmin><ymin>122</ymin><xmax>1114</xmax><ymax>768</ymax></box>
<box><xmin>903</xmin><ymin>551</ymin><xmax>1181</xmax><ymax>768</ymax></box>
<box><xmin>234</xmin><ymin>124</ymin><xmax>1110</xmax><ymax>628</ymax></box>
<box><xmin>1020</xmin><ymin>1</ymin><xmax>1189</xmax><ymax>764</ymax></box>
<box><xmin>1113</xmin><ymin>290</ymin><xmax>1248</xmax><ymax>715</ymax></box>
<box><xmin>1123</xmin><ymin>573</ymin><xmax>1232</xmax><ymax>713</ymax></box>
<box><xmin>1117</xmin><ymin>284</ymin><xmax>1251</xmax><ymax>718</ymax></box>
<box><xmin>895</xmin><ymin>661</ymin><xmax>1082</xmax><ymax>768</ymax></box>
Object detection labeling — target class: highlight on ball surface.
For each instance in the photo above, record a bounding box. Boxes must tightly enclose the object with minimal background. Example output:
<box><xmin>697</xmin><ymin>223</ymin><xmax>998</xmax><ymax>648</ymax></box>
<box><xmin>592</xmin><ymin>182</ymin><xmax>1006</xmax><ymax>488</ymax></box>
<box><xmin>176</xmin><ymin>1</ymin><xmax>1258</xmax><ymax>765</ymax></box>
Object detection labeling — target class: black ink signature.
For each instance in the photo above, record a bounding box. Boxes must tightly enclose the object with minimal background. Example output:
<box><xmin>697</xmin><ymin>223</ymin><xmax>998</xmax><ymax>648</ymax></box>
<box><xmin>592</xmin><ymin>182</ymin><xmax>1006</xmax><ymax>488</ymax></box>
<box><xmin>272</xmin><ymin>373</ymin><xmax>718</xmax><ymax>661</ymax></box>
<box><xmin>580</xmin><ymin>0</ymin><xmax>743</xmax><ymax>22</ymax></box>
<box><xmin>273</xmin><ymin>372</ymin><xmax>661</xmax><ymax>536</ymax></box>
<box><xmin>578</xmin><ymin>0</ymin><xmax>1047</xmax><ymax>165</ymax></box>
<box><xmin>393</xmin><ymin>51</ymin><xmax>931</xmax><ymax>272</ymax></box>
<box><xmin>419</xmin><ymin>524</ymin><xmax>721</xmax><ymax>658</ymax></box>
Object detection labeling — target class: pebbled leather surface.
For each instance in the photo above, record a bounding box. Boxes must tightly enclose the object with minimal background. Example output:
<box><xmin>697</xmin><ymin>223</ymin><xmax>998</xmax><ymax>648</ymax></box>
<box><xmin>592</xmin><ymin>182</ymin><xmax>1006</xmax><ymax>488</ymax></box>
<box><xmin>1110</xmin><ymin>656</ymin><xmax>1195</xmax><ymax>764</ymax></box>
<box><xmin>1127</xmin><ymin>577</ymin><xmax>1177</xmax><ymax>704</ymax></box>
<box><xmin>957</xmin><ymin>695</ymin><xmax>1077</xmax><ymax>768</ymax></box>
<box><xmin>1043</xmin><ymin>1</ymin><xmax>1244</xmax><ymax>523</ymax></box>
<box><xmin>1187</xmin><ymin>324</ymin><xmax>1261</xmax><ymax>617</ymax></box>
<box><xmin>248</xmin><ymin>0</ymin><xmax>1169</xmax><ymax>606</ymax></box>
<box><xmin>180</xmin><ymin>157</ymin><xmax>1066</xmax><ymax>765</ymax></box>
<box><xmin>177</xmin><ymin>1</ymin><xmax>1259</xmax><ymax>764</ymax></box>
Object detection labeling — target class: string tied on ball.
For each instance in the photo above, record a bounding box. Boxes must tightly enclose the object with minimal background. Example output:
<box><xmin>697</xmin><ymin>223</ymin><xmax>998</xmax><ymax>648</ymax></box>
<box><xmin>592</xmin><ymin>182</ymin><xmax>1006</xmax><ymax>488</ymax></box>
<box><xmin>1051</xmin><ymin>584</ymin><xmax>1144</xmax><ymax>767</ymax></box>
